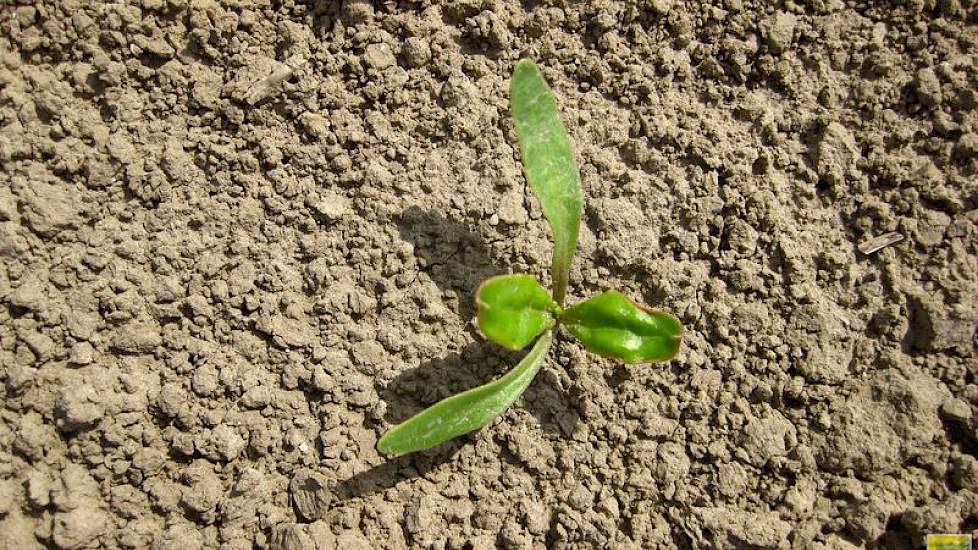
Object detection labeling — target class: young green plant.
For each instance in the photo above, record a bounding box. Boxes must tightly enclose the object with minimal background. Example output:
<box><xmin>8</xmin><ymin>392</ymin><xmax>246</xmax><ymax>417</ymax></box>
<box><xmin>377</xmin><ymin>60</ymin><xmax>683</xmax><ymax>457</ymax></box>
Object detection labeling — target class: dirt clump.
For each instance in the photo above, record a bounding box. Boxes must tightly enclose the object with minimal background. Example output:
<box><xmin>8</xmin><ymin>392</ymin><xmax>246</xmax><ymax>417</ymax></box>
<box><xmin>1</xmin><ymin>1</ymin><xmax>977</xmax><ymax>548</ymax></box>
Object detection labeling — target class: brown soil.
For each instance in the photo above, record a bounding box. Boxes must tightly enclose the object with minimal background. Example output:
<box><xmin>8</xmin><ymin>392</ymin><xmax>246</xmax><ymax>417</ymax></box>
<box><xmin>1</xmin><ymin>1</ymin><xmax>977</xmax><ymax>549</ymax></box>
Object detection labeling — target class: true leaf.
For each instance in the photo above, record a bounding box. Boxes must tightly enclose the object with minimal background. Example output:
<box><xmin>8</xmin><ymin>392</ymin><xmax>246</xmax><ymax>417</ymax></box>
<box><xmin>376</xmin><ymin>331</ymin><xmax>553</xmax><ymax>457</ymax></box>
<box><xmin>477</xmin><ymin>274</ymin><xmax>558</xmax><ymax>350</ymax></box>
<box><xmin>561</xmin><ymin>291</ymin><xmax>683</xmax><ymax>364</ymax></box>
<box><xmin>511</xmin><ymin>59</ymin><xmax>582</xmax><ymax>305</ymax></box>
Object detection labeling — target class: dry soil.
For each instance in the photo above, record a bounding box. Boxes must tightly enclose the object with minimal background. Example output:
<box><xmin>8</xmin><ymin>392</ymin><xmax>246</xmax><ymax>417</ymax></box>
<box><xmin>1</xmin><ymin>1</ymin><xmax>977</xmax><ymax>549</ymax></box>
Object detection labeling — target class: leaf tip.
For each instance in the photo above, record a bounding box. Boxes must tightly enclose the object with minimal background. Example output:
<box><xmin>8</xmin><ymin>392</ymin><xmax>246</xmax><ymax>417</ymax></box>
<box><xmin>514</xmin><ymin>58</ymin><xmax>538</xmax><ymax>72</ymax></box>
<box><xmin>376</xmin><ymin>430</ymin><xmax>409</xmax><ymax>458</ymax></box>
<box><xmin>375</xmin><ymin>433</ymin><xmax>394</xmax><ymax>455</ymax></box>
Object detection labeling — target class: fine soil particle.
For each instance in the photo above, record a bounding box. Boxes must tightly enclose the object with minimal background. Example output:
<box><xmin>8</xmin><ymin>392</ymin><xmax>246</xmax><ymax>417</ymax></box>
<box><xmin>1</xmin><ymin>1</ymin><xmax>977</xmax><ymax>549</ymax></box>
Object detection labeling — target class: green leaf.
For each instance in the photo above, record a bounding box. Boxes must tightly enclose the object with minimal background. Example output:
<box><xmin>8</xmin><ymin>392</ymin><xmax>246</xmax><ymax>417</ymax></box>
<box><xmin>511</xmin><ymin>59</ymin><xmax>583</xmax><ymax>306</ymax></box>
<box><xmin>377</xmin><ymin>331</ymin><xmax>553</xmax><ymax>457</ymax></box>
<box><xmin>561</xmin><ymin>291</ymin><xmax>683</xmax><ymax>364</ymax></box>
<box><xmin>477</xmin><ymin>274</ymin><xmax>558</xmax><ymax>350</ymax></box>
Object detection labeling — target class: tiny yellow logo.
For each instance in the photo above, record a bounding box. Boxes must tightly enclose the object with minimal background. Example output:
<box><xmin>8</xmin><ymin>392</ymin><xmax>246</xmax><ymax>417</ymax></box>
<box><xmin>927</xmin><ymin>534</ymin><xmax>973</xmax><ymax>550</ymax></box>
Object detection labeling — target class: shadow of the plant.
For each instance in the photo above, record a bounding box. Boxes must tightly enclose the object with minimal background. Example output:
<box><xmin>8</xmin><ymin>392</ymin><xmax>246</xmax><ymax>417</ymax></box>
<box><xmin>381</xmin><ymin>340</ymin><xmax>513</xmax><ymax>423</ymax></box>
<box><xmin>334</xmin><ymin>341</ymin><xmax>582</xmax><ymax>502</ymax></box>
<box><xmin>392</xmin><ymin>207</ymin><xmax>583</xmax><ymax>438</ymax></box>
<box><xmin>396</xmin><ymin>206</ymin><xmax>503</xmax><ymax>321</ymax></box>
<box><xmin>334</xmin><ymin>208</ymin><xmax>583</xmax><ymax>502</ymax></box>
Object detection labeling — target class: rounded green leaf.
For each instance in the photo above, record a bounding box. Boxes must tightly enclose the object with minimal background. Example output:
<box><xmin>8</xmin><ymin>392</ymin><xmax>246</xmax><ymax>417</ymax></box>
<box><xmin>511</xmin><ymin>59</ymin><xmax>582</xmax><ymax>306</ymax></box>
<box><xmin>477</xmin><ymin>274</ymin><xmax>558</xmax><ymax>350</ymax></box>
<box><xmin>377</xmin><ymin>331</ymin><xmax>553</xmax><ymax>457</ymax></box>
<box><xmin>561</xmin><ymin>291</ymin><xmax>683</xmax><ymax>364</ymax></box>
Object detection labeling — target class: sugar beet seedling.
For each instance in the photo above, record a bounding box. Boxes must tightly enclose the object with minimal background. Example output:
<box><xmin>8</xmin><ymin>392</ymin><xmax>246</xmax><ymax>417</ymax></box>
<box><xmin>377</xmin><ymin>60</ymin><xmax>683</xmax><ymax>457</ymax></box>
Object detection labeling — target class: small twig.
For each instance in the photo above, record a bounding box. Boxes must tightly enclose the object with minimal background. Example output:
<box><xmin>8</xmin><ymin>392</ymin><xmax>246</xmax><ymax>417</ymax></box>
<box><xmin>858</xmin><ymin>231</ymin><xmax>904</xmax><ymax>255</ymax></box>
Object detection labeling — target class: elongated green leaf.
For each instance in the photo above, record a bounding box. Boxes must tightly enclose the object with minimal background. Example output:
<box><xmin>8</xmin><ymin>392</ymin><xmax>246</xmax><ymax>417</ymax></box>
<box><xmin>477</xmin><ymin>274</ymin><xmax>558</xmax><ymax>350</ymax></box>
<box><xmin>511</xmin><ymin>59</ymin><xmax>582</xmax><ymax>306</ymax></box>
<box><xmin>377</xmin><ymin>331</ymin><xmax>553</xmax><ymax>457</ymax></box>
<box><xmin>561</xmin><ymin>291</ymin><xmax>683</xmax><ymax>364</ymax></box>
